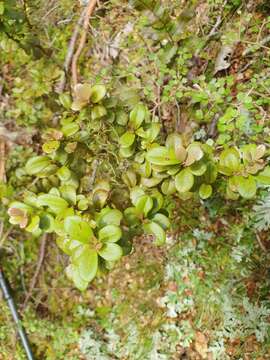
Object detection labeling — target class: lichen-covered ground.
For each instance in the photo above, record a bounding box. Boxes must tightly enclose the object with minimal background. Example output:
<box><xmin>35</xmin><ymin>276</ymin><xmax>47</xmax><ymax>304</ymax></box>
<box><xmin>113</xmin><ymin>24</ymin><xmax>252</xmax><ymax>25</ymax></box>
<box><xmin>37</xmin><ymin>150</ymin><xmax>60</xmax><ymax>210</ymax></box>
<box><xmin>1</xmin><ymin>0</ymin><xmax>270</xmax><ymax>359</ymax></box>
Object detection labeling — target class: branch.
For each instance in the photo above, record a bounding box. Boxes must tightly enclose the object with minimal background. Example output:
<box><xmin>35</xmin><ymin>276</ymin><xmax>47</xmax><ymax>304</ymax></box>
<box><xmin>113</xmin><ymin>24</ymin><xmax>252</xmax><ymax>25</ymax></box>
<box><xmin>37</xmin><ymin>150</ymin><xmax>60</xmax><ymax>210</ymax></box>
<box><xmin>22</xmin><ymin>233</ymin><xmax>48</xmax><ymax>310</ymax></box>
<box><xmin>0</xmin><ymin>138</ymin><xmax>6</xmax><ymax>183</ymax></box>
<box><xmin>56</xmin><ymin>8</ymin><xmax>86</xmax><ymax>93</ymax></box>
<box><xmin>71</xmin><ymin>0</ymin><xmax>98</xmax><ymax>87</ymax></box>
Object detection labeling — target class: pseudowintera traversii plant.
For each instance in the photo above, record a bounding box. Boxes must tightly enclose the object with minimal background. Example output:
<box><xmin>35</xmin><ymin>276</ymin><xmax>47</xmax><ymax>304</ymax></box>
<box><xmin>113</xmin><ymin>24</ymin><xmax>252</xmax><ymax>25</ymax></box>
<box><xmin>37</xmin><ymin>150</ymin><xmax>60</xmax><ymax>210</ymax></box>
<box><xmin>7</xmin><ymin>84</ymin><xmax>270</xmax><ymax>290</ymax></box>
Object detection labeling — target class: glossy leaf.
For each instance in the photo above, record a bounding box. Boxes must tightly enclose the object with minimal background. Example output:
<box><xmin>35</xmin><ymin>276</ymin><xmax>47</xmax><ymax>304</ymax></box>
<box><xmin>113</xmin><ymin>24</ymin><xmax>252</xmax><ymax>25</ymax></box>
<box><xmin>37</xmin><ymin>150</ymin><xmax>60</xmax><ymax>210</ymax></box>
<box><xmin>219</xmin><ymin>148</ymin><xmax>240</xmax><ymax>175</ymax></box>
<box><xmin>64</xmin><ymin>215</ymin><xmax>93</xmax><ymax>243</ymax></box>
<box><xmin>146</xmin><ymin>146</ymin><xmax>181</xmax><ymax>166</ymax></box>
<box><xmin>185</xmin><ymin>143</ymin><xmax>204</xmax><ymax>166</ymax></box>
<box><xmin>175</xmin><ymin>168</ymin><xmax>194</xmax><ymax>193</ymax></box>
<box><xmin>98</xmin><ymin>243</ymin><xmax>123</xmax><ymax>261</ymax></box>
<box><xmin>89</xmin><ymin>84</ymin><xmax>106</xmax><ymax>103</ymax></box>
<box><xmin>42</xmin><ymin>140</ymin><xmax>60</xmax><ymax>154</ymax></box>
<box><xmin>199</xmin><ymin>184</ymin><xmax>212</xmax><ymax>199</ymax></box>
<box><xmin>130</xmin><ymin>186</ymin><xmax>145</xmax><ymax>206</ymax></box>
<box><xmin>161</xmin><ymin>178</ymin><xmax>176</xmax><ymax>195</ymax></box>
<box><xmin>62</xmin><ymin>122</ymin><xmax>80</xmax><ymax>137</ymax></box>
<box><xmin>236</xmin><ymin>175</ymin><xmax>257</xmax><ymax>199</ymax></box>
<box><xmin>119</xmin><ymin>131</ymin><xmax>136</xmax><ymax>148</ymax></box>
<box><xmin>97</xmin><ymin>208</ymin><xmax>123</xmax><ymax>228</ymax></box>
<box><xmin>60</xmin><ymin>184</ymin><xmax>77</xmax><ymax>205</ymax></box>
<box><xmin>66</xmin><ymin>264</ymin><xmax>89</xmax><ymax>291</ymax></box>
<box><xmin>98</xmin><ymin>225</ymin><xmax>122</xmax><ymax>243</ymax></box>
<box><xmin>256</xmin><ymin>166</ymin><xmax>270</xmax><ymax>185</ymax></box>
<box><xmin>144</xmin><ymin>221</ymin><xmax>166</xmax><ymax>246</ymax></box>
<box><xmin>135</xmin><ymin>195</ymin><xmax>153</xmax><ymax>217</ymax></box>
<box><xmin>38</xmin><ymin>194</ymin><xmax>68</xmax><ymax>214</ymax></box>
<box><xmin>129</xmin><ymin>103</ymin><xmax>146</xmax><ymax>129</ymax></box>
<box><xmin>152</xmin><ymin>213</ymin><xmax>170</xmax><ymax>230</ymax></box>
<box><xmin>25</xmin><ymin>156</ymin><xmax>51</xmax><ymax>176</ymax></box>
<box><xmin>57</xmin><ymin>166</ymin><xmax>71</xmax><ymax>181</ymax></box>
<box><xmin>91</xmin><ymin>105</ymin><xmax>107</xmax><ymax>120</ymax></box>
<box><xmin>73</xmin><ymin>245</ymin><xmax>98</xmax><ymax>282</ymax></box>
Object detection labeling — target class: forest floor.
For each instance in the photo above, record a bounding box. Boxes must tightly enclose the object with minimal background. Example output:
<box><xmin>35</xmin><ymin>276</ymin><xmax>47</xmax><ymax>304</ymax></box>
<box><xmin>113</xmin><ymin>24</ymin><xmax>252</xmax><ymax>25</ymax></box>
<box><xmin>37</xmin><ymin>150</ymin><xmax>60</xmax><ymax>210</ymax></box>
<box><xmin>1</xmin><ymin>0</ymin><xmax>270</xmax><ymax>359</ymax></box>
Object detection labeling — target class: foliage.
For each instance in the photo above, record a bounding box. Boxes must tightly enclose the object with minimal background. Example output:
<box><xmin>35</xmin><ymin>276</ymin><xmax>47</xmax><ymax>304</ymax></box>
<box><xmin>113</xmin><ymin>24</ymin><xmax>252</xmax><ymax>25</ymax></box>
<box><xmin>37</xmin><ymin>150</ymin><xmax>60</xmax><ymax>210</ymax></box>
<box><xmin>1</xmin><ymin>0</ymin><xmax>270</xmax><ymax>358</ymax></box>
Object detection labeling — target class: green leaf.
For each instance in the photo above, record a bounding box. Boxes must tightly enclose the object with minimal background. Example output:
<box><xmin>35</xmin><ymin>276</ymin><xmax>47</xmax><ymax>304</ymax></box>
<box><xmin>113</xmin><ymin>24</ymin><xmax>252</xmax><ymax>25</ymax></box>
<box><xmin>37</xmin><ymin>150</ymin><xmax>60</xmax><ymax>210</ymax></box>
<box><xmin>119</xmin><ymin>131</ymin><xmax>136</xmax><ymax>148</ymax></box>
<box><xmin>98</xmin><ymin>225</ymin><xmax>122</xmax><ymax>243</ymax></box>
<box><xmin>119</xmin><ymin>146</ymin><xmax>135</xmax><ymax>158</ymax></box>
<box><xmin>39</xmin><ymin>213</ymin><xmax>55</xmax><ymax>233</ymax></box>
<box><xmin>144</xmin><ymin>221</ymin><xmax>166</xmax><ymax>246</ymax></box>
<box><xmin>89</xmin><ymin>85</ymin><xmax>106</xmax><ymax>103</ymax></box>
<box><xmin>175</xmin><ymin>168</ymin><xmax>194</xmax><ymax>193</ymax></box>
<box><xmin>203</xmin><ymin>162</ymin><xmax>218</xmax><ymax>184</ymax></box>
<box><xmin>72</xmin><ymin>246</ymin><xmax>98</xmax><ymax>282</ymax></box>
<box><xmin>74</xmin><ymin>83</ymin><xmax>92</xmax><ymax>102</ymax></box>
<box><xmin>130</xmin><ymin>186</ymin><xmax>145</xmax><ymax>206</ymax></box>
<box><xmin>256</xmin><ymin>166</ymin><xmax>270</xmax><ymax>185</ymax></box>
<box><xmin>122</xmin><ymin>170</ymin><xmax>137</xmax><ymax>188</ymax></box>
<box><xmin>38</xmin><ymin>194</ymin><xmax>69</xmax><ymax>214</ymax></box>
<box><xmin>98</xmin><ymin>243</ymin><xmax>123</xmax><ymax>261</ymax></box>
<box><xmin>146</xmin><ymin>146</ymin><xmax>181</xmax><ymax>166</ymax></box>
<box><xmin>25</xmin><ymin>156</ymin><xmax>51</xmax><ymax>176</ymax></box>
<box><xmin>199</xmin><ymin>184</ymin><xmax>212</xmax><ymax>199</ymax></box>
<box><xmin>0</xmin><ymin>2</ymin><xmax>4</xmax><ymax>15</ymax></box>
<box><xmin>161</xmin><ymin>179</ymin><xmax>176</xmax><ymax>195</ymax></box>
<box><xmin>91</xmin><ymin>105</ymin><xmax>107</xmax><ymax>120</ymax></box>
<box><xmin>57</xmin><ymin>166</ymin><xmax>72</xmax><ymax>181</ymax></box>
<box><xmin>135</xmin><ymin>195</ymin><xmax>153</xmax><ymax>217</ymax></box>
<box><xmin>56</xmin><ymin>237</ymin><xmax>81</xmax><ymax>255</ymax></box>
<box><xmin>152</xmin><ymin>213</ymin><xmax>170</xmax><ymax>230</ymax></box>
<box><xmin>97</xmin><ymin>208</ymin><xmax>123</xmax><ymax>228</ymax></box>
<box><xmin>77</xmin><ymin>198</ymin><xmax>89</xmax><ymax>211</ymax></box>
<box><xmin>185</xmin><ymin>143</ymin><xmax>204</xmax><ymax>166</ymax></box>
<box><xmin>145</xmin><ymin>122</ymin><xmax>161</xmax><ymax>143</ymax></box>
<box><xmin>236</xmin><ymin>175</ymin><xmax>257</xmax><ymax>199</ymax></box>
<box><xmin>150</xmin><ymin>190</ymin><xmax>164</xmax><ymax>214</ymax></box>
<box><xmin>219</xmin><ymin>148</ymin><xmax>240</xmax><ymax>175</ymax></box>
<box><xmin>25</xmin><ymin>215</ymin><xmax>40</xmax><ymax>233</ymax></box>
<box><xmin>190</xmin><ymin>161</ymin><xmax>207</xmax><ymax>176</ymax></box>
<box><xmin>60</xmin><ymin>185</ymin><xmax>77</xmax><ymax>205</ymax></box>
<box><xmin>64</xmin><ymin>216</ymin><xmax>93</xmax><ymax>243</ymax></box>
<box><xmin>140</xmin><ymin>177</ymin><xmax>163</xmax><ymax>188</ymax></box>
<box><xmin>42</xmin><ymin>140</ymin><xmax>60</xmax><ymax>154</ymax></box>
<box><xmin>124</xmin><ymin>207</ymin><xmax>140</xmax><ymax>226</ymax></box>
<box><xmin>62</xmin><ymin>122</ymin><xmax>80</xmax><ymax>137</ymax></box>
<box><xmin>129</xmin><ymin>103</ymin><xmax>146</xmax><ymax>129</ymax></box>
<box><xmin>66</xmin><ymin>264</ymin><xmax>89</xmax><ymax>291</ymax></box>
<box><xmin>166</xmin><ymin>133</ymin><xmax>186</xmax><ymax>162</ymax></box>
<box><xmin>92</xmin><ymin>190</ymin><xmax>109</xmax><ymax>209</ymax></box>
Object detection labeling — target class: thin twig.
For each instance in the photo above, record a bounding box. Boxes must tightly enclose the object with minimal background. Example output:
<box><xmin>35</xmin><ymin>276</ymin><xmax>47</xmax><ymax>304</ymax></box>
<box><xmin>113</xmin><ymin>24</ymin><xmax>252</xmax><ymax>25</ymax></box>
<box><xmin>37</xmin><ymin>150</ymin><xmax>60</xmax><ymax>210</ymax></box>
<box><xmin>89</xmin><ymin>159</ymin><xmax>99</xmax><ymax>190</ymax></box>
<box><xmin>195</xmin><ymin>0</ymin><xmax>228</xmax><ymax>56</ymax></box>
<box><xmin>22</xmin><ymin>234</ymin><xmax>48</xmax><ymax>310</ymax></box>
<box><xmin>0</xmin><ymin>138</ymin><xmax>6</xmax><ymax>183</ymax></box>
<box><xmin>256</xmin><ymin>232</ymin><xmax>267</xmax><ymax>253</ymax></box>
<box><xmin>208</xmin><ymin>0</ymin><xmax>228</xmax><ymax>38</ymax></box>
<box><xmin>71</xmin><ymin>0</ymin><xmax>98</xmax><ymax>87</ymax></box>
<box><xmin>56</xmin><ymin>8</ymin><xmax>86</xmax><ymax>93</ymax></box>
<box><xmin>0</xmin><ymin>226</ymin><xmax>13</xmax><ymax>249</ymax></box>
<box><xmin>242</xmin><ymin>35</ymin><xmax>270</xmax><ymax>56</ymax></box>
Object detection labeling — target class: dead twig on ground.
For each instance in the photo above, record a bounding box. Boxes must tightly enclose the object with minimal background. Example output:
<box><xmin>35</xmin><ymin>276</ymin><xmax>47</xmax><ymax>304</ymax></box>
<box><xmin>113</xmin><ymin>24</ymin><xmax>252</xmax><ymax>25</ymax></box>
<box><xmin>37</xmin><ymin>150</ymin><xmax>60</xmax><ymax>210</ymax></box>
<box><xmin>22</xmin><ymin>233</ymin><xmax>48</xmax><ymax>310</ymax></box>
<box><xmin>71</xmin><ymin>0</ymin><xmax>98</xmax><ymax>87</ymax></box>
